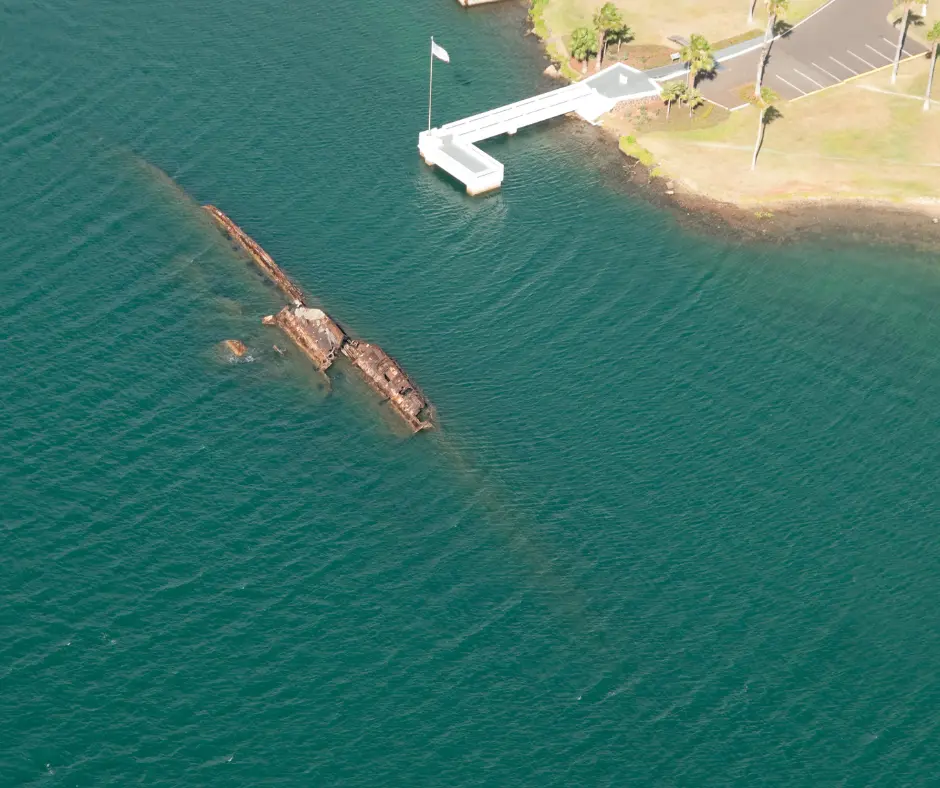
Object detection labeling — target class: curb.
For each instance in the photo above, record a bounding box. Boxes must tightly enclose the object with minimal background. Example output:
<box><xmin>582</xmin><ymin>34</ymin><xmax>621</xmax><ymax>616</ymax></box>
<box><xmin>788</xmin><ymin>50</ymin><xmax>928</xmax><ymax>103</ymax></box>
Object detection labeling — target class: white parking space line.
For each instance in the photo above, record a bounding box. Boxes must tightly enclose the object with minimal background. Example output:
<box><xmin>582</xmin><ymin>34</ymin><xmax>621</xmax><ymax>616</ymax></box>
<box><xmin>775</xmin><ymin>75</ymin><xmax>808</xmax><ymax>95</ymax></box>
<box><xmin>829</xmin><ymin>55</ymin><xmax>859</xmax><ymax>75</ymax></box>
<box><xmin>881</xmin><ymin>36</ymin><xmax>913</xmax><ymax>57</ymax></box>
<box><xmin>812</xmin><ymin>62</ymin><xmax>841</xmax><ymax>81</ymax></box>
<box><xmin>793</xmin><ymin>68</ymin><xmax>826</xmax><ymax>88</ymax></box>
<box><xmin>846</xmin><ymin>49</ymin><xmax>877</xmax><ymax>70</ymax></box>
<box><xmin>865</xmin><ymin>44</ymin><xmax>893</xmax><ymax>62</ymax></box>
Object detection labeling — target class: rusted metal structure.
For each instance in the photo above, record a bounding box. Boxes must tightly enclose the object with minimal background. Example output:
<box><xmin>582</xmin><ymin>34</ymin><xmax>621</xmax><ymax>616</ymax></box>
<box><xmin>204</xmin><ymin>205</ymin><xmax>305</xmax><ymax>305</ymax></box>
<box><xmin>207</xmin><ymin>204</ymin><xmax>434</xmax><ymax>432</ymax></box>
<box><xmin>343</xmin><ymin>340</ymin><xmax>433</xmax><ymax>431</ymax></box>
<box><xmin>263</xmin><ymin>306</ymin><xmax>346</xmax><ymax>372</ymax></box>
<box><xmin>223</xmin><ymin>339</ymin><xmax>248</xmax><ymax>357</ymax></box>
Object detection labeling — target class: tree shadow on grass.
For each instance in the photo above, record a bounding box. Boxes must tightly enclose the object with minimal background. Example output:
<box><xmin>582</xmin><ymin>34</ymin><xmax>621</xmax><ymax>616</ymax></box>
<box><xmin>763</xmin><ymin>105</ymin><xmax>784</xmax><ymax>126</ymax></box>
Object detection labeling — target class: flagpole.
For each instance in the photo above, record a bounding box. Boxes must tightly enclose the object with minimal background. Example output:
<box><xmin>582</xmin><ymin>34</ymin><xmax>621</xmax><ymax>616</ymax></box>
<box><xmin>428</xmin><ymin>36</ymin><xmax>434</xmax><ymax>131</ymax></box>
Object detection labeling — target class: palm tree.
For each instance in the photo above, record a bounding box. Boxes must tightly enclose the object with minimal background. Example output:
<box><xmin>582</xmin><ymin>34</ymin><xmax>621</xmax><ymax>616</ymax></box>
<box><xmin>679</xmin><ymin>34</ymin><xmax>717</xmax><ymax>89</ymax></box>
<box><xmin>755</xmin><ymin>0</ymin><xmax>788</xmax><ymax>98</ymax></box>
<box><xmin>748</xmin><ymin>0</ymin><xmax>760</xmax><ymax>27</ymax></box>
<box><xmin>925</xmin><ymin>21</ymin><xmax>940</xmax><ymax>110</ymax></box>
<box><xmin>751</xmin><ymin>87</ymin><xmax>780</xmax><ymax>170</ymax></box>
<box><xmin>891</xmin><ymin>0</ymin><xmax>922</xmax><ymax>84</ymax></box>
<box><xmin>593</xmin><ymin>2</ymin><xmax>625</xmax><ymax>72</ymax></box>
<box><xmin>570</xmin><ymin>26</ymin><xmax>598</xmax><ymax>75</ymax></box>
<box><xmin>661</xmin><ymin>81</ymin><xmax>686</xmax><ymax>119</ymax></box>
<box><xmin>612</xmin><ymin>21</ymin><xmax>634</xmax><ymax>55</ymax></box>
<box><xmin>686</xmin><ymin>87</ymin><xmax>705</xmax><ymax>118</ymax></box>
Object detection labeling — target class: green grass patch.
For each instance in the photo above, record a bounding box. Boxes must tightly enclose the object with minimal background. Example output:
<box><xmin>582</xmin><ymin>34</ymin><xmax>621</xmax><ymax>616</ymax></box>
<box><xmin>528</xmin><ymin>0</ymin><xmax>550</xmax><ymax>39</ymax></box>
<box><xmin>819</xmin><ymin>130</ymin><xmax>880</xmax><ymax>159</ymax></box>
<box><xmin>544</xmin><ymin>41</ymin><xmax>581</xmax><ymax>80</ymax></box>
<box><xmin>619</xmin><ymin>135</ymin><xmax>656</xmax><ymax>166</ymax></box>
<box><xmin>786</xmin><ymin>0</ymin><xmax>830</xmax><ymax>24</ymax></box>
<box><xmin>712</xmin><ymin>30</ymin><xmax>762</xmax><ymax>50</ymax></box>
<box><xmin>637</xmin><ymin>102</ymin><xmax>733</xmax><ymax>134</ymax></box>
<box><xmin>656</xmin><ymin>106</ymin><xmax>752</xmax><ymax>142</ymax></box>
<box><xmin>820</xmin><ymin>99</ymin><xmax>920</xmax><ymax>162</ymax></box>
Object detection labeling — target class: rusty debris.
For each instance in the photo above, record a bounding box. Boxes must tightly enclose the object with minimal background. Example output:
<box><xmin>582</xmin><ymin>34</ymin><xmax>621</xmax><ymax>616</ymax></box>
<box><xmin>205</xmin><ymin>205</ymin><xmax>305</xmax><ymax>305</ymax></box>
<box><xmin>207</xmin><ymin>205</ymin><xmax>434</xmax><ymax>432</ymax></box>
<box><xmin>265</xmin><ymin>306</ymin><xmax>346</xmax><ymax>371</ymax></box>
<box><xmin>223</xmin><ymin>339</ymin><xmax>248</xmax><ymax>357</ymax></box>
<box><xmin>343</xmin><ymin>340</ymin><xmax>433</xmax><ymax>432</ymax></box>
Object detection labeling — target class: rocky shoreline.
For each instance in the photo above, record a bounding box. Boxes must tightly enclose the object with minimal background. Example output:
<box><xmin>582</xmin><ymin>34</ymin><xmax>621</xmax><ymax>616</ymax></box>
<box><xmin>557</xmin><ymin>118</ymin><xmax>940</xmax><ymax>249</ymax></box>
<box><xmin>626</xmin><ymin>150</ymin><xmax>940</xmax><ymax>249</ymax></box>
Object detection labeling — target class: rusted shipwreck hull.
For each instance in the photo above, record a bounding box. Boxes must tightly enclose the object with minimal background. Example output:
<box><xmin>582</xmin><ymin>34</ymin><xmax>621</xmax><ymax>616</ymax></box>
<box><xmin>206</xmin><ymin>204</ymin><xmax>434</xmax><ymax>432</ymax></box>
<box><xmin>263</xmin><ymin>306</ymin><xmax>345</xmax><ymax>371</ymax></box>
<box><xmin>204</xmin><ymin>204</ymin><xmax>305</xmax><ymax>305</ymax></box>
<box><xmin>343</xmin><ymin>340</ymin><xmax>433</xmax><ymax>432</ymax></box>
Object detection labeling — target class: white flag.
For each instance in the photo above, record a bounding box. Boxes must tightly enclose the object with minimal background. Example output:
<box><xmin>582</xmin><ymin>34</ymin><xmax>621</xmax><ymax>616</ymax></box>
<box><xmin>431</xmin><ymin>40</ymin><xmax>450</xmax><ymax>64</ymax></box>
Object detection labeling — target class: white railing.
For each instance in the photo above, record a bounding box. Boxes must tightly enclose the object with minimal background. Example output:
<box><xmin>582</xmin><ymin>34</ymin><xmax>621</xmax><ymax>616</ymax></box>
<box><xmin>437</xmin><ymin>83</ymin><xmax>594</xmax><ymax>143</ymax></box>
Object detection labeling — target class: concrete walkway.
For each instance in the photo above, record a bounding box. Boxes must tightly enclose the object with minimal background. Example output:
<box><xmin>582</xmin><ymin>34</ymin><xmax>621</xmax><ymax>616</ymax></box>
<box><xmin>419</xmin><ymin>63</ymin><xmax>660</xmax><ymax>194</ymax></box>
<box><xmin>698</xmin><ymin>0</ymin><xmax>928</xmax><ymax>109</ymax></box>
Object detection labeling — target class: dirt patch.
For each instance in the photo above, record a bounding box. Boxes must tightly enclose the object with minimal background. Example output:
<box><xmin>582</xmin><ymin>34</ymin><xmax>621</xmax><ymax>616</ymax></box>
<box><xmin>603</xmin><ymin>98</ymin><xmax>730</xmax><ymax>137</ymax></box>
<box><xmin>568</xmin><ymin>45</ymin><xmax>677</xmax><ymax>76</ymax></box>
<box><xmin>608</xmin><ymin>44</ymin><xmax>677</xmax><ymax>69</ymax></box>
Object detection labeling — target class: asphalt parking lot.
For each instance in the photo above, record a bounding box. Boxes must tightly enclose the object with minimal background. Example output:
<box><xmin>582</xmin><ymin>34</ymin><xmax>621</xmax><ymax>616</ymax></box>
<box><xmin>700</xmin><ymin>0</ymin><xmax>929</xmax><ymax>109</ymax></box>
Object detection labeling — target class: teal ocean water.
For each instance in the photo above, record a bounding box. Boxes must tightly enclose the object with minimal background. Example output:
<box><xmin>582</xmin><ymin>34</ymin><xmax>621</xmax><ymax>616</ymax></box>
<box><xmin>3</xmin><ymin>1</ymin><xmax>940</xmax><ymax>784</ymax></box>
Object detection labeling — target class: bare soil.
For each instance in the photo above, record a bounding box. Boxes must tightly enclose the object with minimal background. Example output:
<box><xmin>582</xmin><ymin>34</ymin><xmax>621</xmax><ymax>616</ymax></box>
<box><xmin>567</xmin><ymin>44</ymin><xmax>676</xmax><ymax>76</ymax></box>
<box><xmin>608</xmin><ymin>44</ymin><xmax>677</xmax><ymax>69</ymax></box>
<box><xmin>602</xmin><ymin>98</ymin><xmax>730</xmax><ymax>140</ymax></box>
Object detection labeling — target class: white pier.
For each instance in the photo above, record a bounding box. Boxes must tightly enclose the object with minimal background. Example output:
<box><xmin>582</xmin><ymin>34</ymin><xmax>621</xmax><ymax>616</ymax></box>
<box><xmin>418</xmin><ymin>63</ymin><xmax>660</xmax><ymax>195</ymax></box>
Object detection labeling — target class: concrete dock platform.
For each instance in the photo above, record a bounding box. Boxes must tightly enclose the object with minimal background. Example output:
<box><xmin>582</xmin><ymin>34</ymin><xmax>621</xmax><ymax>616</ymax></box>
<box><xmin>419</xmin><ymin>63</ymin><xmax>661</xmax><ymax>195</ymax></box>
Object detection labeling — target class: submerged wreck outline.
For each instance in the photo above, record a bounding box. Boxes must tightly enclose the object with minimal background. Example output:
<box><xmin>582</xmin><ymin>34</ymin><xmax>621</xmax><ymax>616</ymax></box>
<box><xmin>205</xmin><ymin>205</ymin><xmax>434</xmax><ymax>432</ymax></box>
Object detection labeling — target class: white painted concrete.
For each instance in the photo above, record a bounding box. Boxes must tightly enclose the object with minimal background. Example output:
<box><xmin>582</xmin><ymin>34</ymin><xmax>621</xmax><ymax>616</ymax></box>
<box><xmin>419</xmin><ymin>63</ymin><xmax>660</xmax><ymax>195</ymax></box>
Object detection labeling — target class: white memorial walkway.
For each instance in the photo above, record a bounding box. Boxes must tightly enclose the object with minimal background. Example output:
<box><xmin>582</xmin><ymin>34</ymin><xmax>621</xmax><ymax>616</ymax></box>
<box><xmin>418</xmin><ymin>63</ymin><xmax>661</xmax><ymax>195</ymax></box>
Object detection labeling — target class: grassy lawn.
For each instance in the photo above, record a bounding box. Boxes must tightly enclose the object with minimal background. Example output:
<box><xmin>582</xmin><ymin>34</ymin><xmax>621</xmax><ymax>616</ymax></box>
<box><xmin>635</xmin><ymin>58</ymin><xmax>940</xmax><ymax>207</ymax></box>
<box><xmin>538</xmin><ymin>0</ymin><xmax>830</xmax><ymax>49</ymax></box>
